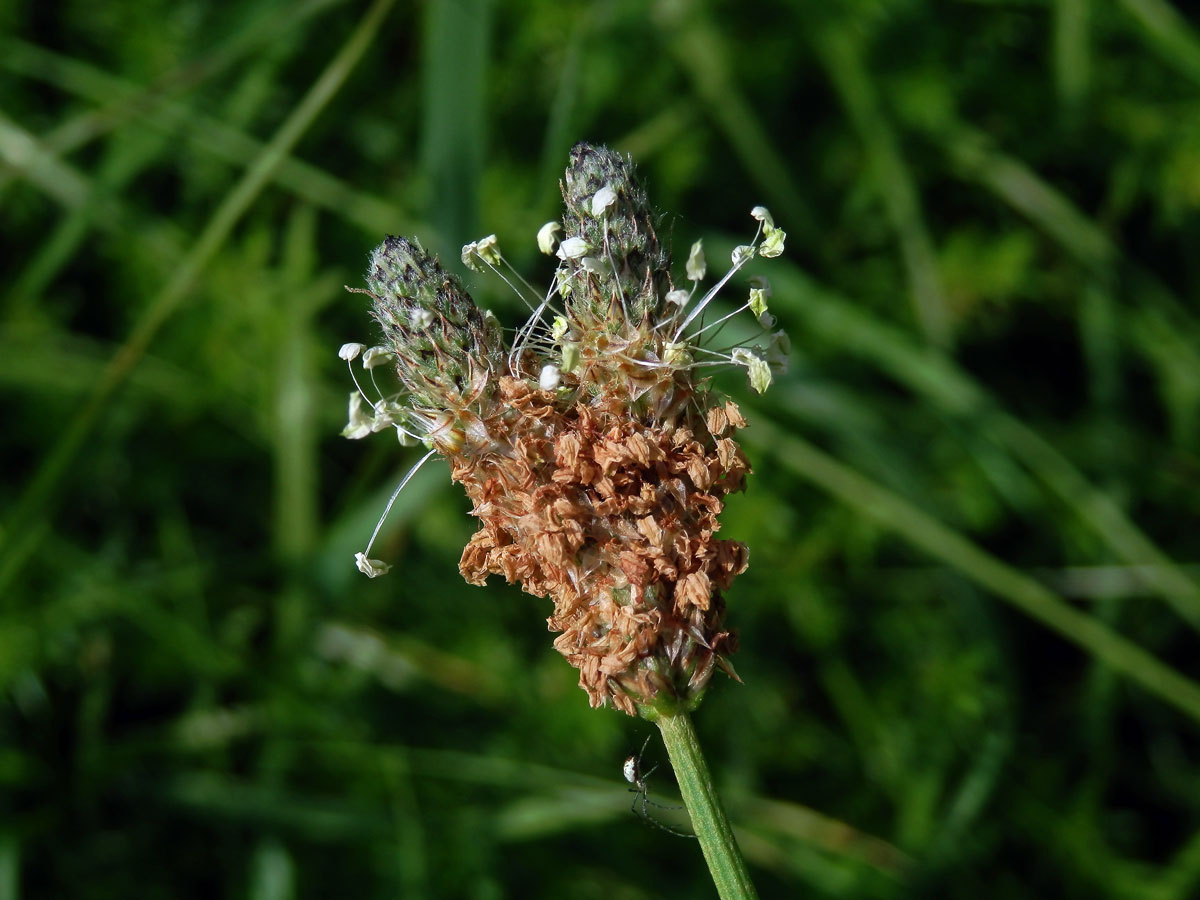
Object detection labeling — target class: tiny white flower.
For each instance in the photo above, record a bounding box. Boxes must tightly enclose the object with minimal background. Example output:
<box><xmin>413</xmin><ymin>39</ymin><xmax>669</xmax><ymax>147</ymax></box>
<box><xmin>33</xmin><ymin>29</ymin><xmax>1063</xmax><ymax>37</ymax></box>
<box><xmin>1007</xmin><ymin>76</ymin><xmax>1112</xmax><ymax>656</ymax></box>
<box><xmin>748</xmin><ymin>288</ymin><xmax>774</xmax><ymax>326</ymax></box>
<box><xmin>475</xmin><ymin>234</ymin><xmax>501</xmax><ymax>265</ymax></box>
<box><xmin>341</xmin><ymin>392</ymin><xmax>374</xmax><ymax>440</ymax></box>
<box><xmin>591</xmin><ymin>184</ymin><xmax>617</xmax><ymax>217</ymax></box>
<box><xmin>411</xmin><ymin>308</ymin><xmax>434</xmax><ymax>329</ymax></box>
<box><xmin>362</xmin><ymin>346</ymin><xmax>394</xmax><ymax>369</ymax></box>
<box><xmin>561</xmin><ymin>342</ymin><xmax>580</xmax><ymax>373</ymax></box>
<box><xmin>731</xmin><ymin>347</ymin><xmax>772</xmax><ymax>394</ymax></box>
<box><xmin>557</xmin><ymin>236</ymin><xmax>590</xmax><ymax>260</ymax></box>
<box><xmin>581</xmin><ymin>256</ymin><xmax>605</xmax><ymax>274</ymax></box>
<box><xmin>686</xmin><ymin>239</ymin><xmax>706</xmax><ymax>281</ymax></box>
<box><xmin>539</xmin><ymin>364</ymin><xmax>562</xmax><ymax>391</ymax></box>
<box><xmin>339</xmin><ymin>342</ymin><xmax>366</xmax><ymax>361</ymax></box>
<box><xmin>537</xmin><ymin>221</ymin><xmax>562</xmax><ymax>255</ymax></box>
<box><xmin>370</xmin><ymin>400</ymin><xmax>406</xmax><ymax>433</ymax></box>
<box><xmin>748</xmin><ymin>287</ymin><xmax>769</xmax><ymax>320</ymax></box>
<box><xmin>551</xmin><ymin>316</ymin><xmax>570</xmax><ymax>341</ymax></box>
<box><xmin>759</xmin><ymin>227</ymin><xmax>786</xmax><ymax>259</ymax></box>
<box><xmin>732</xmin><ymin>244</ymin><xmax>756</xmax><ymax>266</ymax></box>
<box><xmin>554</xmin><ymin>267</ymin><xmax>573</xmax><ymax>297</ymax></box>
<box><xmin>370</xmin><ymin>405</ymin><xmax>396</xmax><ymax>432</ymax></box>
<box><xmin>460</xmin><ymin>241</ymin><xmax>481</xmax><ymax>271</ymax></box>
<box><xmin>355</xmin><ymin>552</ymin><xmax>392</xmax><ymax>578</ymax></box>
<box><xmin>665</xmin><ymin>289</ymin><xmax>690</xmax><ymax>307</ymax></box>
<box><xmin>747</xmin><ymin>356</ymin><xmax>772</xmax><ymax>393</ymax></box>
<box><xmin>751</xmin><ymin>205</ymin><xmax>775</xmax><ymax>228</ymax></box>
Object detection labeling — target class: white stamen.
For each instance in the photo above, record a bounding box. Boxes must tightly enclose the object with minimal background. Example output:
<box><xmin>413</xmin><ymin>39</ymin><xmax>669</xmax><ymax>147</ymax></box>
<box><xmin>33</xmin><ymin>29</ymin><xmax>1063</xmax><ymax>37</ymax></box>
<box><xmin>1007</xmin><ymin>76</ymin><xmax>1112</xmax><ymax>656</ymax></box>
<box><xmin>671</xmin><ymin>249</ymin><xmax>757</xmax><ymax>343</ymax></box>
<box><xmin>686</xmin><ymin>240</ymin><xmax>706</xmax><ymax>282</ymax></box>
<box><xmin>355</xmin><ymin>553</ymin><xmax>391</xmax><ymax>578</ymax></box>
<box><xmin>539</xmin><ymin>364</ymin><xmax>562</xmax><ymax>391</ymax></box>
<box><xmin>359</xmin><ymin>448</ymin><xmax>438</xmax><ymax>570</ymax></box>
<box><xmin>591</xmin><ymin>184</ymin><xmax>617</xmax><ymax>217</ymax></box>
<box><xmin>750</xmin><ymin>205</ymin><xmax>774</xmax><ymax>228</ymax></box>
<box><xmin>537</xmin><ymin>221</ymin><xmax>562</xmax><ymax>255</ymax></box>
<box><xmin>665</xmin><ymin>289</ymin><xmax>689</xmax><ymax>308</ymax></box>
<box><xmin>557</xmin><ymin>237</ymin><xmax>590</xmax><ymax>260</ymax></box>
<box><xmin>362</xmin><ymin>346</ymin><xmax>394</xmax><ymax>369</ymax></box>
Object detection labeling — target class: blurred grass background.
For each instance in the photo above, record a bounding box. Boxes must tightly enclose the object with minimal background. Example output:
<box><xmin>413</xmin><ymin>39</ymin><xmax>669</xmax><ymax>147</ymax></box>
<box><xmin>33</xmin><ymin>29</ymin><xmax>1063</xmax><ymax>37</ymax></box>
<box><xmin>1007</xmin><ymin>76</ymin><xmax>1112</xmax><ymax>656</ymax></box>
<box><xmin>3</xmin><ymin>0</ymin><xmax>1200</xmax><ymax>896</ymax></box>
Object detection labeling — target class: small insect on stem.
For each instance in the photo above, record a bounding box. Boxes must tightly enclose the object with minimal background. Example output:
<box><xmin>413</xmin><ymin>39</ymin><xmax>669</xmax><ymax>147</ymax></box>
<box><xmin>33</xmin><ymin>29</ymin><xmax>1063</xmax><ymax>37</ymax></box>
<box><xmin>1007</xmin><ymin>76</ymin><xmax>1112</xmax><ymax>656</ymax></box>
<box><xmin>624</xmin><ymin>734</ymin><xmax>696</xmax><ymax>839</ymax></box>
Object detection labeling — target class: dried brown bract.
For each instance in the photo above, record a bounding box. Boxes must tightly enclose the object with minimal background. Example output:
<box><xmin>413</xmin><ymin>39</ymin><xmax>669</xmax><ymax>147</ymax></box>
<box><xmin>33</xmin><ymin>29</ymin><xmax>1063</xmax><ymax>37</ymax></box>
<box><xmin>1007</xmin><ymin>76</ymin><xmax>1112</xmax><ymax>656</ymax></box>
<box><xmin>341</xmin><ymin>143</ymin><xmax>787</xmax><ymax>716</ymax></box>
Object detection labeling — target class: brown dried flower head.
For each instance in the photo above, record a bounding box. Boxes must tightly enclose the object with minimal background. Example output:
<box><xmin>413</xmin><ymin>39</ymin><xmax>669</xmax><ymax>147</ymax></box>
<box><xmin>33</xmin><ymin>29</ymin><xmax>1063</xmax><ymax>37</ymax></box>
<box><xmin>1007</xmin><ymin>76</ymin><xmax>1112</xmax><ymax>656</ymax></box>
<box><xmin>341</xmin><ymin>143</ymin><xmax>788</xmax><ymax>717</ymax></box>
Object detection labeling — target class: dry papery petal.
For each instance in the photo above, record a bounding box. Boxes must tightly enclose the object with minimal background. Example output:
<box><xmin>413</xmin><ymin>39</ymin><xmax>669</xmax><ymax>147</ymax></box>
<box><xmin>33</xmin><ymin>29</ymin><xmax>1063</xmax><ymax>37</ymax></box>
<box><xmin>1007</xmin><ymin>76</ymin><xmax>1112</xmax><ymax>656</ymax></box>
<box><xmin>350</xmin><ymin>144</ymin><xmax>773</xmax><ymax>717</ymax></box>
<box><xmin>449</xmin><ymin>374</ymin><xmax>752</xmax><ymax>714</ymax></box>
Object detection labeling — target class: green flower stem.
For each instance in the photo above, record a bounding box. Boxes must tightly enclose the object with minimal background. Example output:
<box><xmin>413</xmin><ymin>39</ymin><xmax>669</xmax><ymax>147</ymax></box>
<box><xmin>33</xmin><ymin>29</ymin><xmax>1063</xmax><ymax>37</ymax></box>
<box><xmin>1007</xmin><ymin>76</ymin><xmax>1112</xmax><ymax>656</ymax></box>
<box><xmin>655</xmin><ymin>708</ymin><xmax>759</xmax><ymax>900</ymax></box>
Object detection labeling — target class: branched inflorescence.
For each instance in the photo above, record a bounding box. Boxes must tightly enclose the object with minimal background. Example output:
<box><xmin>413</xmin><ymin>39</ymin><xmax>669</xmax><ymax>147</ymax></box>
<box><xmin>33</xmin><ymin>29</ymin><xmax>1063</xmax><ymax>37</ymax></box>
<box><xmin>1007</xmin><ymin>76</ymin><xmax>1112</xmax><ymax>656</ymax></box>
<box><xmin>341</xmin><ymin>143</ymin><xmax>787</xmax><ymax>716</ymax></box>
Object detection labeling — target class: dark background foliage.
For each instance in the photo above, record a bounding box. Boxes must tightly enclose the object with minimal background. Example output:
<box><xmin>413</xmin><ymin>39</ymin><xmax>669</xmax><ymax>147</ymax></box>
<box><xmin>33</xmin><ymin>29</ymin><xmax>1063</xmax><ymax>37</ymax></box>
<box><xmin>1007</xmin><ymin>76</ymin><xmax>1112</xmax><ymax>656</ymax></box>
<box><xmin>3</xmin><ymin>0</ymin><xmax>1200</xmax><ymax>896</ymax></box>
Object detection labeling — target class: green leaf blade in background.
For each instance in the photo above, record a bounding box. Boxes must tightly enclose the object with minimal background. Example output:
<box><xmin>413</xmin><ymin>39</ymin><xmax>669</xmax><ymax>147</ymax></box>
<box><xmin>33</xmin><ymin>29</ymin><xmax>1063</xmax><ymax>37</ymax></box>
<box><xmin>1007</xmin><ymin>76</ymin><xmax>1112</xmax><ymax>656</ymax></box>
<box><xmin>2</xmin><ymin>0</ymin><xmax>1200</xmax><ymax>896</ymax></box>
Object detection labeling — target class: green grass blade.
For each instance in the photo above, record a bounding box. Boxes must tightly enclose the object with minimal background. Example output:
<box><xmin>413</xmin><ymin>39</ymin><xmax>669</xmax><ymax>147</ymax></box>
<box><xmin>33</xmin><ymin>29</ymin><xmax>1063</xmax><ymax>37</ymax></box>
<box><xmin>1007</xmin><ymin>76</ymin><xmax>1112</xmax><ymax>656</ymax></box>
<box><xmin>941</xmin><ymin>120</ymin><xmax>1200</xmax><ymax>352</ymax></box>
<box><xmin>943</xmin><ymin>126</ymin><xmax>1114</xmax><ymax>271</ymax></box>
<box><xmin>1120</xmin><ymin>0</ymin><xmax>1200</xmax><ymax>86</ymax></box>
<box><xmin>1054</xmin><ymin>0</ymin><xmax>1091</xmax><ymax>116</ymax></box>
<box><xmin>420</xmin><ymin>0</ymin><xmax>490</xmax><ymax>249</ymax></box>
<box><xmin>771</xmin><ymin>262</ymin><xmax>1200</xmax><ymax>632</ymax></box>
<box><xmin>654</xmin><ymin>0</ymin><xmax>816</xmax><ymax>241</ymax></box>
<box><xmin>0</xmin><ymin>37</ymin><xmax>409</xmax><ymax>238</ymax></box>
<box><xmin>815</xmin><ymin>24</ymin><xmax>952</xmax><ymax>347</ymax></box>
<box><xmin>0</xmin><ymin>834</ymin><xmax>17</xmax><ymax>900</ymax></box>
<box><xmin>248</xmin><ymin>838</ymin><xmax>296</xmax><ymax>900</ymax></box>
<box><xmin>0</xmin><ymin>0</ymin><xmax>398</xmax><ymax>593</ymax></box>
<box><xmin>748</xmin><ymin>415</ymin><xmax>1200</xmax><ymax>726</ymax></box>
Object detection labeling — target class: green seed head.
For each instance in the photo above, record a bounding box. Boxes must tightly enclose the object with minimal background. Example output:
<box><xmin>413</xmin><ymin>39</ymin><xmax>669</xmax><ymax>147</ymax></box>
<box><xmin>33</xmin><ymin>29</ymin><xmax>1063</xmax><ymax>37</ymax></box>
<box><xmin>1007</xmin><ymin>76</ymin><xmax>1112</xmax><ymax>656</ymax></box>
<box><xmin>367</xmin><ymin>236</ymin><xmax>503</xmax><ymax>410</ymax></box>
<box><xmin>558</xmin><ymin>142</ymin><xmax>671</xmax><ymax>325</ymax></box>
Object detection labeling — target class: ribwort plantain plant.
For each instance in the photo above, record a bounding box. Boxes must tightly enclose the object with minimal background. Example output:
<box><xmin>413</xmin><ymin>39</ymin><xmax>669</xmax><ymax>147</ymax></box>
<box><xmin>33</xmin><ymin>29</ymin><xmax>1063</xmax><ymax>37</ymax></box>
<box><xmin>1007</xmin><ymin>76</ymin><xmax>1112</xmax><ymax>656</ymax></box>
<box><xmin>340</xmin><ymin>143</ymin><xmax>786</xmax><ymax>899</ymax></box>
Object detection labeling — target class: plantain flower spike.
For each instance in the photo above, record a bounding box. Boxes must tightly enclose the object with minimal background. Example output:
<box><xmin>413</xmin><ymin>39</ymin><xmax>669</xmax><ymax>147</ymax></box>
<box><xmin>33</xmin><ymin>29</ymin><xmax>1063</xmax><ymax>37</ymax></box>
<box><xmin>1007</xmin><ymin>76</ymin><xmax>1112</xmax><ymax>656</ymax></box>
<box><xmin>342</xmin><ymin>143</ymin><xmax>787</xmax><ymax>717</ymax></box>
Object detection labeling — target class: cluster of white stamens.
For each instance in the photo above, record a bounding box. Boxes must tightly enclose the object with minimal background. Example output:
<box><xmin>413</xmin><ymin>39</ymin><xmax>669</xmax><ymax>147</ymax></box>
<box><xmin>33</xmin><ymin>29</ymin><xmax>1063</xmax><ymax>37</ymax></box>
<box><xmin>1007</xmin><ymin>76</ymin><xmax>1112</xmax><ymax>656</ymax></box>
<box><xmin>342</xmin><ymin>190</ymin><xmax>788</xmax><ymax>578</ymax></box>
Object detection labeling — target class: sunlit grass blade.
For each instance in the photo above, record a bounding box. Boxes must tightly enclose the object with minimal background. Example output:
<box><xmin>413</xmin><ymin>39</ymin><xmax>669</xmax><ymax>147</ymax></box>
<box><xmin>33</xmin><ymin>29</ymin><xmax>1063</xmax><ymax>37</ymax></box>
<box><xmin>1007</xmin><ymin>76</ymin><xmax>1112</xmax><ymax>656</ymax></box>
<box><xmin>814</xmin><ymin>23</ymin><xmax>952</xmax><ymax>347</ymax></box>
<box><xmin>0</xmin><ymin>0</ymin><xmax>345</xmax><ymax>199</ymax></box>
<box><xmin>769</xmin><ymin>261</ymin><xmax>1200</xmax><ymax>632</ymax></box>
<box><xmin>734</xmin><ymin>795</ymin><xmax>912</xmax><ymax>877</ymax></box>
<box><xmin>746</xmin><ymin>414</ymin><xmax>1200</xmax><ymax>726</ymax></box>
<box><xmin>940</xmin><ymin>120</ymin><xmax>1200</xmax><ymax>347</ymax></box>
<box><xmin>0</xmin><ymin>36</ymin><xmax>410</xmax><ymax>239</ymax></box>
<box><xmin>0</xmin><ymin>833</ymin><xmax>17</xmax><ymax>900</ymax></box>
<box><xmin>272</xmin><ymin>206</ymin><xmax>322</xmax><ymax>567</ymax></box>
<box><xmin>0</xmin><ymin>0</ymin><xmax>398</xmax><ymax>593</ymax></box>
<box><xmin>0</xmin><ymin>111</ymin><xmax>98</xmax><ymax>210</ymax></box>
<box><xmin>315</xmin><ymin>621</ymin><xmax>504</xmax><ymax>703</ymax></box>
<box><xmin>420</xmin><ymin>0</ymin><xmax>490</xmax><ymax>249</ymax></box>
<box><xmin>1054</xmin><ymin>0</ymin><xmax>1091</xmax><ymax>116</ymax></box>
<box><xmin>6</xmin><ymin>128</ymin><xmax>172</xmax><ymax>317</ymax></box>
<box><xmin>653</xmin><ymin>0</ymin><xmax>816</xmax><ymax>241</ymax></box>
<box><xmin>1119</xmin><ymin>0</ymin><xmax>1200</xmax><ymax>86</ymax></box>
<box><xmin>0</xmin><ymin>110</ymin><xmax>187</xmax><ymax>310</ymax></box>
<box><xmin>248</xmin><ymin>838</ymin><xmax>296</xmax><ymax>900</ymax></box>
<box><xmin>942</xmin><ymin>126</ymin><xmax>1114</xmax><ymax>271</ymax></box>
